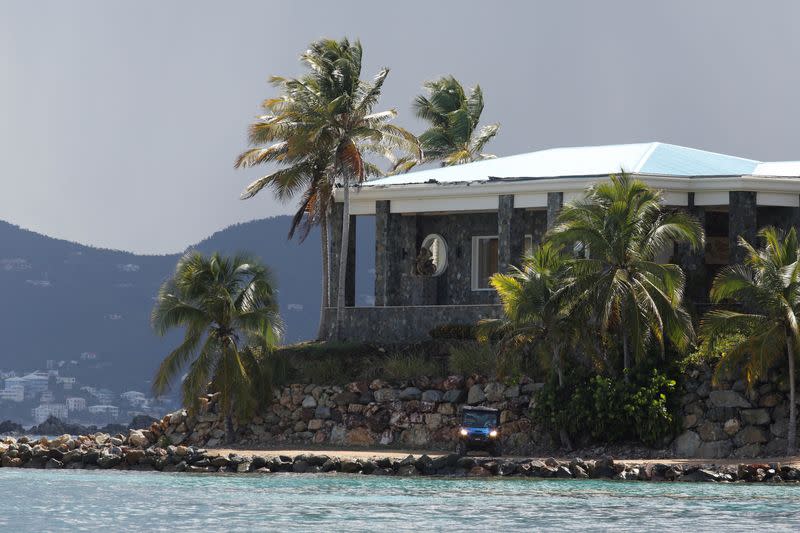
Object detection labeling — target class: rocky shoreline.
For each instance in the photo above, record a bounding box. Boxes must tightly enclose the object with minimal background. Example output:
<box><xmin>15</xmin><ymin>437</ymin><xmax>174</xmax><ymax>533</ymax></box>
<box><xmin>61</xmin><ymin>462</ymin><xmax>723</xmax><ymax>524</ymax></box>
<box><xmin>1</xmin><ymin>430</ymin><xmax>798</xmax><ymax>483</ymax></box>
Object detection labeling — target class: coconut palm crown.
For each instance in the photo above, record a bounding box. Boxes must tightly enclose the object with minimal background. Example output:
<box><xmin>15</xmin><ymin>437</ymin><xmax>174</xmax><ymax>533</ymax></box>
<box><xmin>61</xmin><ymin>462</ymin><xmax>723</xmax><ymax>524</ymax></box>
<box><xmin>547</xmin><ymin>173</ymin><xmax>705</xmax><ymax>377</ymax></box>
<box><xmin>396</xmin><ymin>75</ymin><xmax>499</xmax><ymax>170</ymax></box>
<box><xmin>235</xmin><ymin>38</ymin><xmax>419</xmax><ymax>339</ymax></box>
<box><xmin>151</xmin><ymin>252</ymin><xmax>283</xmax><ymax>441</ymax></box>
<box><xmin>700</xmin><ymin>226</ymin><xmax>799</xmax><ymax>454</ymax></box>
<box><xmin>485</xmin><ymin>242</ymin><xmax>576</xmax><ymax>387</ymax></box>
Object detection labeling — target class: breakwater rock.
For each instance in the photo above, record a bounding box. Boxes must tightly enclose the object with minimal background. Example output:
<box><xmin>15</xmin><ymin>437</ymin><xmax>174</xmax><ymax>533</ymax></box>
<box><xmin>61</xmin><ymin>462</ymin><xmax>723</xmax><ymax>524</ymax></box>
<box><xmin>0</xmin><ymin>434</ymin><xmax>797</xmax><ymax>483</ymax></box>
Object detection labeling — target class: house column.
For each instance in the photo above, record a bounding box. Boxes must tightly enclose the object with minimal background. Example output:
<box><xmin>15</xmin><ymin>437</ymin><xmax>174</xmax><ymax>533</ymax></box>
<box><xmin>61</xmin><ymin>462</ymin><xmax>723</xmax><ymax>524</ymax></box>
<box><xmin>729</xmin><ymin>191</ymin><xmax>757</xmax><ymax>264</ymax></box>
<box><xmin>375</xmin><ymin>200</ymin><xmax>391</xmax><ymax>307</ymax></box>
<box><xmin>547</xmin><ymin>192</ymin><xmax>563</xmax><ymax>229</ymax></box>
<box><xmin>676</xmin><ymin>193</ymin><xmax>707</xmax><ymax>302</ymax></box>
<box><xmin>329</xmin><ymin>202</ymin><xmax>357</xmax><ymax>307</ymax></box>
<box><xmin>498</xmin><ymin>194</ymin><xmax>524</xmax><ymax>272</ymax></box>
<box><xmin>398</xmin><ymin>214</ymin><xmax>419</xmax><ymax>305</ymax></box>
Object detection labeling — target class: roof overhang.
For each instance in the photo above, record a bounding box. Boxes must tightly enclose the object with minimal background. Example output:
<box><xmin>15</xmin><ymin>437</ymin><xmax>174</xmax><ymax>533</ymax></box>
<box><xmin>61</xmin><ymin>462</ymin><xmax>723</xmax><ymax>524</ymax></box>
<box><xmin>339</xmin><ymin>173</ymin><xmax>800</xmax><ymax>215</ymax></box>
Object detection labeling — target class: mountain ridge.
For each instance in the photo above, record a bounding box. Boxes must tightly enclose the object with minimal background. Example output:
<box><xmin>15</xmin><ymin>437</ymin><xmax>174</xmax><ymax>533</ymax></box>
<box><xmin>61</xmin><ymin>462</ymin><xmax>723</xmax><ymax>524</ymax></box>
<box><xmin>0</xmin><ymin>216</ymin><xmax>374</xmax><ymax>390</ymax></box>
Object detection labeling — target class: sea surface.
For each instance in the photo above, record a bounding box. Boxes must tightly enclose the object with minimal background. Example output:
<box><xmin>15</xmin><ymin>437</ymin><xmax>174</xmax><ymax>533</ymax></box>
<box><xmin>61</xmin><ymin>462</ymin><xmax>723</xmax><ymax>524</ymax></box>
<box><xmin>1</xmin><ymin>469</ymin><xmax>798</xmax><ymax>532</ymax></box>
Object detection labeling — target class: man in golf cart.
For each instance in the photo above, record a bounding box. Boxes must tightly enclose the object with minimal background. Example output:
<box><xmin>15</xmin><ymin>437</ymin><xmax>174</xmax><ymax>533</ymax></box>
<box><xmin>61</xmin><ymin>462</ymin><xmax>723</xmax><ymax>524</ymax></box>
<box><xmin>457</xmin><ymin>406</ymin><xmax>501</xmax><ymax>457</ymax></box>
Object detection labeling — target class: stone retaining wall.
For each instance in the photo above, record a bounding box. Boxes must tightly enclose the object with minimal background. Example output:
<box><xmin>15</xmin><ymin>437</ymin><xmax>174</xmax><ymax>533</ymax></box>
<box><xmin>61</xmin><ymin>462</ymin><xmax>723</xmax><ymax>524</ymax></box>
<box><xmin>152</xmin><ymin>364</ymin><xmax>796</xmax><ymax>459</ymax></box>
<box><xmin>674</xmin><ymin>365</ymin><xmax>796</xmax><ymax>458</ymax></box>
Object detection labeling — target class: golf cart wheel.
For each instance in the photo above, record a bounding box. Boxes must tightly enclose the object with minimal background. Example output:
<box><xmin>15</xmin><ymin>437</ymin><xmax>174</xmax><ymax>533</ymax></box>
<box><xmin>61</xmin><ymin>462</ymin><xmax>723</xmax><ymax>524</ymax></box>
<box><xmin>456</xmin><ymin>442</ymin><xmax>466</xmax><ymax>456</ymax></box>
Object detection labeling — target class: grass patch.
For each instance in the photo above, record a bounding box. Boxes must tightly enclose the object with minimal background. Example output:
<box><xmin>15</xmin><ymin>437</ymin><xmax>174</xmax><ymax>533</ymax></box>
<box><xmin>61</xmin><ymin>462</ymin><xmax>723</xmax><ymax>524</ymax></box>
<box><xmin>380</xmin><ymin>351</ymin><xmax>442</xmax><ymax>381</ymax></box>
<box><xmin>447</xmin><ymin>342</ymin><xmax>495</xmax><ymax>376</ymax></box>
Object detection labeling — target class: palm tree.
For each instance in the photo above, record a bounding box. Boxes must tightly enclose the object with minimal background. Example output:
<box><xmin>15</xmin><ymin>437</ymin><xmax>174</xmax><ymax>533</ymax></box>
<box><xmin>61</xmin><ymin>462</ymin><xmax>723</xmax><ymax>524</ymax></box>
<box><xmin>398</xmin><ymin>76</ymin><xmax>499</xmax><ymax>169</ymax></box>
<box><xmin>151</xmin><ymin>251</ymin><xmax>283</xmax><ymax>443</ymax></box>
<box><xmin>700</xmin><ymin>227</ymin><xmax>799</xmax><ymax>455</ymax></box>
<box><xmin>235</xmin><ymin>71</ymin><xmax>336</xmax><ymax>339</ymax></box>
<box><xmin>298</xmin><ymin>38</ymin><xmax>420</xmax><ymax>338</ymax></box>
<box><xmin>485</xmin><ymin>242</ymin><xmax>575</xmax><ymax>387</ymax></box>
<box><xmin>237</xmin><ymin>38</ymin><xmax>419</xmax><ymax>340</ymax></box>
<box><xmin>548</xmin><ymin>174</ymin><xmax>704</xmax><ymax>378</ymax></box>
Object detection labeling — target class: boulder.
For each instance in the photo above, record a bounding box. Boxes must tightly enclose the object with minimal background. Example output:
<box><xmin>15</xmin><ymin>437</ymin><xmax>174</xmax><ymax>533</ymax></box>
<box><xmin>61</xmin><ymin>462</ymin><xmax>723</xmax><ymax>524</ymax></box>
<box><xmin>740</xmin><ymin>409</ymin><xmax>770</xmax><ymax>426</ymax></box>
<box><xmin>697</xmin><ymin>421</ymin><xmax>726</xmax><ymax>442</ymax></box>
<box><xmin>373</xmin><ymin>389</ymin><xmax>401</xmax><ymax>403</ymax></box>
<box><xmin>484</xmin><ymin>382</ymin><xmax>506</xmax><ymax>402</ymax></box>
<box><xmin>697</xmin><ymin>440</ymin><xmax>733</xmax><ymax>459</ymax></box>
<box><xmin>442</xmin><ymin>389</ymin><xmax>465</xmax><ymax>404</ymax></box>
<box><xmin>673</xmin><ymin>430</ymin><xmax>701</xmax><ymax>457</ymax></box>
<box><xmin>314</xmin><ymin>406</ymin><xmax>332</xmax><ymax>420</ymax></box>
<box><xmin>442</xmin><ymin>375</ymin><xmax>465</xmax><ymax>390</ymax></box>
<box><xmin>723</xmin><ymin>418</ymin><xmax>741</xmax><ymax>436</ymax></box>
<box><xmin>771</xmin><ymin>418</ymin><xmax>788</xmax><ymax>438</ymax></box>
<box><xmin>759</xmin><ymin>393</ymin><xmax>783</xmax><ymax>408</ymax></box>
<box><xmin>421</xmin><ymin>390</ymin><xmax>443</xmax><ymax>403</ymax></box>
<box><xmin>332</xmin><ymin>391</ymin><xmax>360</xmax><ymax>406</ymax></box>
<box><xmin>734</xmin><ymin>426</ymin><xmax>768</xmax><ymax>447</ymax></box>
<box><xmin>344</xmin><ymin>428</ymin><xmax>375</xmax><ymax>447</ymax></box>
<box><xmin>708</xmin><ymin>390</ymin><xmax>751</xmax><ymax>408</ymax></box>
<box><xmin>467</xmin><ymin>385</ymin><xmax>486</xmax><ymax>405</ymax></box>
<box><xmin>128</xmin><ymin>430</ymin><xmax>148</xmax><ymax>448</ymax></box>
<box><xmin>301</xmin><ymin>395</ymin><xmax>317</xmax><ymax>408</ymax></box>
<box><xmin>399</xmin><ymin>387</ymin><xmax>422</xmax><ymax>401</ymax></box>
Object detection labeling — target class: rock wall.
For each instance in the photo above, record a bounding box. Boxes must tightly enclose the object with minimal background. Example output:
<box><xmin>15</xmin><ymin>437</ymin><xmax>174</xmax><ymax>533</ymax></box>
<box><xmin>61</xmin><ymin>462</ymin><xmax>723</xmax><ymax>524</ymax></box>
<box><xmin>174</xmin><ymin>377</ymin><xmax>547</xmax><ymax>453</ymax></box>
<box><xmin>162</xmin><ymin>366</ymin><xmax>795</xmax><ymax>459</ymax></box>
<box><xmin>675</xmin><ymin>365</ymin><xmax>796</xmax><ymax>458</ymax></box>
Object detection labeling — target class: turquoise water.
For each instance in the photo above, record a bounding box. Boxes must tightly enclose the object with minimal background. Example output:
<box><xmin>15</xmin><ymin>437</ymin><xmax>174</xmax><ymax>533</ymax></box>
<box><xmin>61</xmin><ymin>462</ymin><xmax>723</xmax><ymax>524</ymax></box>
<box><xmin>0</xmin><ymin>470</ymin><xmax>798</xmax><ymax>532</ymax></box>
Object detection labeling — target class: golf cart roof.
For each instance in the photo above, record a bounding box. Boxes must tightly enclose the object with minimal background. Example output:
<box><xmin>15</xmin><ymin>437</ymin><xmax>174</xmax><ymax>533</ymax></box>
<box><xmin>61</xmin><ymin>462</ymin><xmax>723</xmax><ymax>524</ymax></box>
<box><xmin>462</xmin><ymin>406</ymin><xmax>499</xmax><ymax>413</ymax></box>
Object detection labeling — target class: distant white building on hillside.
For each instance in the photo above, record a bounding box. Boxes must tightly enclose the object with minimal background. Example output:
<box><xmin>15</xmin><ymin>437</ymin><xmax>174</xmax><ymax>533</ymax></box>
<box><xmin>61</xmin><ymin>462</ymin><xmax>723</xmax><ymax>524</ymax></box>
<box><xmin>32</xmin><ymin>403</ymin><xmax>68</xmax><ymax>424</ymax></box>
<box><xmin>88</xmin><ymin>405</ymin><xmax>119</xmax><ymax>418</ymax></box>
<box><xmin>120</xmin><ymin>391</ymin><xmax>146</xmax><ymax>407</ymax></box>
<box><xmin>0</xmin><ymin>388</ymin><xmax>23</xmax><ymax>402</ymax></box>
<box><xmin>66</xmin><ymin>397</ymin><xmax>87</xmax><ymax>411</ymax></box>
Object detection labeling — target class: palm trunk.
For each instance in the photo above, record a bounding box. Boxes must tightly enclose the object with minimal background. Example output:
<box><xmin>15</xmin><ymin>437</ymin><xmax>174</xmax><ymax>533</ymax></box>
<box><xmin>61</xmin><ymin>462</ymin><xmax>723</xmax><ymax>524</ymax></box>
<box><xmin>335</xmin><ymin>175</ymin><xmax>351</xmax><ymax>340</ymax></box>
<box><xmin>554</xmin><ymin>346</ymin><xmax>564</xmax><ymax>388</ymax></box>
<box><xmin>316</xmin><ymin>214</ymin><xmax>330</xmax><ymax>340</ymax></box>
<box><xmin>788</xmin><ymin>336</ymin><xmax>797</xmax><ymax>455</ymax></box>
<box><xmin>622</xmin><ymin>332</ymin><xmax>630</xmax><ymax>382</ymax></box>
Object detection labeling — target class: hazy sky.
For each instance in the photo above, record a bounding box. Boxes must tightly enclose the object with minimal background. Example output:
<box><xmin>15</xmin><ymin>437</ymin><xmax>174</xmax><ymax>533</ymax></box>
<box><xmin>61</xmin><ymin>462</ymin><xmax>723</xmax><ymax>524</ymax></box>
<box><xmin>3</xmin><ymin>1</ymin><xmax>800</xmax><ymax>254</ymax></box>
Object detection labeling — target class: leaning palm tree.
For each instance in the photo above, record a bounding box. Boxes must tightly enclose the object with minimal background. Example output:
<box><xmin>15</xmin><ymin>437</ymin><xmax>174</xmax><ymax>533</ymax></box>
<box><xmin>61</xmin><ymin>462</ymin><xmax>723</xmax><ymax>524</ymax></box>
<box><xmin>235</xmin><ymin>71</ymin><xmax>336</xmax><ymax>339</ymax></box>
<box><xmin>237</xmin><ymin>38</ymin><xmax>419</xmax><ymax>340</ymax></box>
<box><xmin>700</xmin><ymin>227</ymin><xmax>799</xmax><ymax>455</ymax></box>
<box><xmin>483</xmin><ymin>242</ymin><xmax>576</xmax><ymax>387</ymax></box>
<box><xmin>396</xmin><ymin>76</ymin><xmax>499</xmax><ymax>170</ymax></box>
<box><xmin>151</xmin><ymin>252</ymin><xmax>283</xmax><ymax>442</ymax></box>
<box><xmin>548</xmin><ymin>173</ymin><xmax>704</xmax><ymax>378</ymax></box>
<box><xmin>299</xmin><ymin>38</ymin><xmax>420</xmax><ymax>338</ymax></box>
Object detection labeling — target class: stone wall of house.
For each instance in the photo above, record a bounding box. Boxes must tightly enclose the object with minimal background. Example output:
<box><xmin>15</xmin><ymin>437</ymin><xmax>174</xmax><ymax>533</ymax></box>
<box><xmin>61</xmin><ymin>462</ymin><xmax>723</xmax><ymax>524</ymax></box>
<box><xmin>674</xmin><ymin>364</ymin><xmax>795</xmax><ymax>458</ymax></box>
<box><xmin>163</xmin><ymin>365</ymin><xmax>794</xmax><ymax>459</ymax></box>
<box><xmin>319</xmin><ymin>305</ymin><xmax>503</xmax><ymax>343</ymax></box>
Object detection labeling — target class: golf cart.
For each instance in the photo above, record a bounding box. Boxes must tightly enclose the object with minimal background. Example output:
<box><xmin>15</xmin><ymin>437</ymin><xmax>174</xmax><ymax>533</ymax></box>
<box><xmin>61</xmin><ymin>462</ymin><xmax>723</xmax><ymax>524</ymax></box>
<box><xmin>456</xmin><ymin>406</ymin><xmax>501</xmax><ymax>457</ymax></box>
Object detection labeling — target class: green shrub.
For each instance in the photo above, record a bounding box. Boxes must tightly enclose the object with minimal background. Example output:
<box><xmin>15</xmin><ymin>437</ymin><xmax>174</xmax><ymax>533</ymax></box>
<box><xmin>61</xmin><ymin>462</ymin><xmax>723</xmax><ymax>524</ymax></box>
<box><xmin>532</xmin><ymin>368</ymin><xmax>679</xmax><ymax>447</ymax></box>
<box><xmin>381</xmin><ymin>352</ymin><xmax>441</xmax><ymax>381</ymax></box>
<box><xmin>292</xmin><ymin>355</ymin><xmax>352</xmax><ymax>384</ymax></box>
<box><xmin>447</xmin><ymin>342</ymin><xmax>495</xmax><ymax>376</ymax></box>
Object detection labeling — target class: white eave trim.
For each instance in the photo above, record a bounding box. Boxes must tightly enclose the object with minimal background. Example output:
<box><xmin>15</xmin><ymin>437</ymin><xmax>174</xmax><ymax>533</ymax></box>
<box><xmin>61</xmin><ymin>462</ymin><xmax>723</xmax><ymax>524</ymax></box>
<box><xmin>337</xmin><ymin>174</ymin><xmax>800</xmax><ymax>213</ymax></box>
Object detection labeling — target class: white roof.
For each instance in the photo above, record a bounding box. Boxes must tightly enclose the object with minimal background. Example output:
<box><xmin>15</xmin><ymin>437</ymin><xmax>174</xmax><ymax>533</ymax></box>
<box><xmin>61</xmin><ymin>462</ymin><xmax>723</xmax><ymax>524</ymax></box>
<box><xmin>752</xmin><ymin>161</ymin><xmax>800</xmax><ymax>177</ymax></box>
<box><xmin>366</xmin><ymin>142</ymin><xmax>761</xmax><ymax>187</ymax></box>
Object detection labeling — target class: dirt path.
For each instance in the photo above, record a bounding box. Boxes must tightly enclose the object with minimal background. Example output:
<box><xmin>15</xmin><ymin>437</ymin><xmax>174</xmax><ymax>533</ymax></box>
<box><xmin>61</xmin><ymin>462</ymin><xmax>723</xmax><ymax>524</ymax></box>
<box><xmin>207</xmin><ymin>447</ymin><xmax>800</xmax><ymax>467</ymax></box>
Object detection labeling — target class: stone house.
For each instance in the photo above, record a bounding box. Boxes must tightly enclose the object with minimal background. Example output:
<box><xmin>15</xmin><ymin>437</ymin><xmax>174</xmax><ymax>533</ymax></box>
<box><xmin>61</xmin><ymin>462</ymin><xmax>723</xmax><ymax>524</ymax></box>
<box><xmin>322</xmin><ymin>142</ymin><xmax>800</xmax><ymax>342</ymax></box>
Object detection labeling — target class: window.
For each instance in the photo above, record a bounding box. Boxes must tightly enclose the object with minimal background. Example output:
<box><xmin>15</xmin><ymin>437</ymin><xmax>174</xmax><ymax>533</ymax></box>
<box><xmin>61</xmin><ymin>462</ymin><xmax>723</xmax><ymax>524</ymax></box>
<box><xmin>524</xmin><ymin>234</ymin><xmax>534</xmax><ymax>257</ymax></box>
<box><xmin>416</xmin><ymin>234</ymin><xmax>448</xmax><ymax>276</ymax></box>
<box><xmin>472</xmin><ymin>236</ymin><xmax>499</xmax><ymax>290</ymax></box>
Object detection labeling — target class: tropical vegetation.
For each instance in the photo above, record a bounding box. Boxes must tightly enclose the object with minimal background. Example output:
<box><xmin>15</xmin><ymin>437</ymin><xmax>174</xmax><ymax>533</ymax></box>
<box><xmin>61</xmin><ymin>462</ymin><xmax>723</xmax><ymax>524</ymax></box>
<box><xmin>547</xmin><ymin>173</ymin><xmax>704</xmax><ymax>378</ymax></box>
<box><xmin>700</xmin><ymin>227</ymin><xmax>799</xmax><ymax>454</ymax></box>
<box><xmin>151</xmin><ymin>252</ymin><xmax>283</xmax><ymax>443</ymax></box>
<box><xmin>392</xmin><ymin>75</ymin><xmax>499</xmax><ymax>171</ymax></box>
